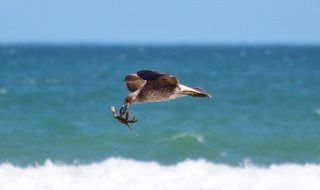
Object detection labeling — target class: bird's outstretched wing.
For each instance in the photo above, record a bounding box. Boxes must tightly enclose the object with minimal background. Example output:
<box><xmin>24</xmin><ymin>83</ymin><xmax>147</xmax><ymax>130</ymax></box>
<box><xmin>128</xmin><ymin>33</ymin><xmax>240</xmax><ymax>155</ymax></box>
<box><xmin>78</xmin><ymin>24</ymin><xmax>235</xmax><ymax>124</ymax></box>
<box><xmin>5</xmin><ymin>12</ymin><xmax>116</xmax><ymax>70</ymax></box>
<box><xmin>137</xmin><ymin>70</ymin><xmax>179</xmax><ymax>87</ymax></box>
<box><xmin>124</xmin><ymin>74</ymin><xmax>145</xmax><ymax>92</ymax></box>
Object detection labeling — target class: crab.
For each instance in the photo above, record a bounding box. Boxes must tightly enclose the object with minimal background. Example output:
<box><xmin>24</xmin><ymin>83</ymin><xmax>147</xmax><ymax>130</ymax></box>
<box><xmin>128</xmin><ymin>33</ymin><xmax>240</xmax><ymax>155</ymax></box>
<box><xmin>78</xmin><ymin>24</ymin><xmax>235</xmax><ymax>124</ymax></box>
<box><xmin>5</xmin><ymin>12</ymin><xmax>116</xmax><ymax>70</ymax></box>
<box><xmin>111</xmin><ymin>106</ymin><xmax>138</xmax><ymax>129</ymax></box>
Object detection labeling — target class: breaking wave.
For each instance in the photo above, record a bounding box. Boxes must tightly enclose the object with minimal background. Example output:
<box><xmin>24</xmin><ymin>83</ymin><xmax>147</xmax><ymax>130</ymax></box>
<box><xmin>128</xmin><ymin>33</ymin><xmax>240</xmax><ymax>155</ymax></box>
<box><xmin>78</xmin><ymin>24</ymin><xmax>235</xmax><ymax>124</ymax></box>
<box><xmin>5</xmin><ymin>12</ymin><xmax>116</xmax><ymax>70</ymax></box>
<box><xmin>0</xmin><ymin>157</ymin><xmax>319</xmax><ymax>190</ymax></box>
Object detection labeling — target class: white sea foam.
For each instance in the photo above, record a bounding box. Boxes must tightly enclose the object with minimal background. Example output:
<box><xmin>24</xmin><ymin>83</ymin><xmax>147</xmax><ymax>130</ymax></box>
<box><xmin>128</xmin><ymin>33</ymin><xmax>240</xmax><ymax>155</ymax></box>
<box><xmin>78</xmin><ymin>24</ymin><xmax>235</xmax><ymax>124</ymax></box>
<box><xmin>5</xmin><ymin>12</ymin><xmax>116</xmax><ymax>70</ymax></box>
<box><xmin>315</xmin><ymin>108</ymin><xmax>320</xmax><ymax>115</ymax></box>
<box><xmin>0</xmin><ymin>158</ymin><xmax>319</xmax><ymax>190</ymax></box>
<box><xmin>171</xmin><ymin>133</ymin><xmax>204</xmax><ymax>143</ymax></box>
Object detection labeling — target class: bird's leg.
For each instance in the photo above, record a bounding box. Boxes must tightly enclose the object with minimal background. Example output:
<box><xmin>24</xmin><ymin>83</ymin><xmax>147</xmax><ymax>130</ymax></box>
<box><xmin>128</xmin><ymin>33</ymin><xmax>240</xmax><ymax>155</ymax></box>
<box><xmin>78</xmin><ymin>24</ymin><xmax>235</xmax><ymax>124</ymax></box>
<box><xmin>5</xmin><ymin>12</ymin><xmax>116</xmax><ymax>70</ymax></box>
<box><xmin>119</xmin><ymin>104</ymin><xmax>128</xmax><ymax>116</ymax></box>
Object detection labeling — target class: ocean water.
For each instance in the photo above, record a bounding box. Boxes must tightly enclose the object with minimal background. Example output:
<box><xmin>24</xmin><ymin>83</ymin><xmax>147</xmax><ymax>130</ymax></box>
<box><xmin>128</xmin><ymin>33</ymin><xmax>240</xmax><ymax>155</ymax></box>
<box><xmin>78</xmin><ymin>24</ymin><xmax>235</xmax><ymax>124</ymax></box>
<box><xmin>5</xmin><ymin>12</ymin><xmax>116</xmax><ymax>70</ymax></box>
<box><xmin>0</xmin><ymin>45</ymin><xmax>320</xmax><ymax>189</ymax></box>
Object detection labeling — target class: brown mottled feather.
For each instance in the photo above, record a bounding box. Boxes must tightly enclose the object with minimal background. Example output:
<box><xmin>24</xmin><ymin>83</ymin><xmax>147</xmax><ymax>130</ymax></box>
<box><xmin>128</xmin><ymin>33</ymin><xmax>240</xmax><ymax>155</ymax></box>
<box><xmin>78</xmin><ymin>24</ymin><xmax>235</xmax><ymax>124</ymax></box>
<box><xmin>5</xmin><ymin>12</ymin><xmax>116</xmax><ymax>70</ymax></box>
<box><xmin>124</xmin><ymin>74</ymin><xmax>145</xmax><ymax>92</ymax></box>
<box><xmin>137</xmin><ymin>70</ymin><xmax>179</xmax><ymax>88</ymax></box>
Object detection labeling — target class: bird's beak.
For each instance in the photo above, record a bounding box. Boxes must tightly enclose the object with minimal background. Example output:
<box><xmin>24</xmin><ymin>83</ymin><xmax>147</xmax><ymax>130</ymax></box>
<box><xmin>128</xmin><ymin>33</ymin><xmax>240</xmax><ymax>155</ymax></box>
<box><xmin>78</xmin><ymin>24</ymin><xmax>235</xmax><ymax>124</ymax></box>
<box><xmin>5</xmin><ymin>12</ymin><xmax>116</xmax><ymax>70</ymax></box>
<box><xmin>119</xmin><ymin>104</ymin><xmax>128</xmax><ymax>116</ymax></box>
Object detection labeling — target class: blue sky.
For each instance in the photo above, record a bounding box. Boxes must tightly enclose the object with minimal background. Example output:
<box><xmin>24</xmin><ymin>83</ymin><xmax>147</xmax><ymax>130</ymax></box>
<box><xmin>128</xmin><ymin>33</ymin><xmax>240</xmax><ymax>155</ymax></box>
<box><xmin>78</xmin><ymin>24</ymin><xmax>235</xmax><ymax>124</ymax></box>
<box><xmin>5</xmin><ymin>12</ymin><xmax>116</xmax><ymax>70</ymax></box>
<box><xmin>1</xmin><ymin>0</ymin><xmax>320</xmax><ymax>44</ymax></box>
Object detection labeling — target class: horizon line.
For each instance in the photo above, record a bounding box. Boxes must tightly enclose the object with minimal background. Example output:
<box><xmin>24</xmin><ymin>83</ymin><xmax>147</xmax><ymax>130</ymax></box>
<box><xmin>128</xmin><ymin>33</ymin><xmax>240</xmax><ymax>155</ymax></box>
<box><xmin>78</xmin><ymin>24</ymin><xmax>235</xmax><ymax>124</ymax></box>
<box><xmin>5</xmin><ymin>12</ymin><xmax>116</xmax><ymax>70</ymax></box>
<box><xmin>1</xmin><ymin>42</ymin><xmax>320</xmax><ymax>47</ymax></box>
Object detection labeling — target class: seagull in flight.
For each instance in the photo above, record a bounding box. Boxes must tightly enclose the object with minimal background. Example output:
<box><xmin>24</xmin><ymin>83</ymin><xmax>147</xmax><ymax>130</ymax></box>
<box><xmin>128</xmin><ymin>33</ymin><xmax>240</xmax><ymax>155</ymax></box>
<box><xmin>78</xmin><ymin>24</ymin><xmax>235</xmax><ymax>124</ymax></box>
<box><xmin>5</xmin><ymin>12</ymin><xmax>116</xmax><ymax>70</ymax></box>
<box><xmin>111</xmin><ymin>70</ymin><xmax>211</xmax><ymax>128</ymax></box>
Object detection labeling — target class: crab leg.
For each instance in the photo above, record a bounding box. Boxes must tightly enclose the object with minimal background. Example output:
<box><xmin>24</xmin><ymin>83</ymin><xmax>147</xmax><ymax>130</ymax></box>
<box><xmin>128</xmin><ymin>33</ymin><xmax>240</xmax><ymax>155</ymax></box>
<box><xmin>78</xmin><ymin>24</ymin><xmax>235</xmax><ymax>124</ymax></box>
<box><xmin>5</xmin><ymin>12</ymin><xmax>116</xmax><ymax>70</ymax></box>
<box><xmin>111</xmin><ymin>106</ymin><xmax>137</xmax><ymax>129</ymax></box>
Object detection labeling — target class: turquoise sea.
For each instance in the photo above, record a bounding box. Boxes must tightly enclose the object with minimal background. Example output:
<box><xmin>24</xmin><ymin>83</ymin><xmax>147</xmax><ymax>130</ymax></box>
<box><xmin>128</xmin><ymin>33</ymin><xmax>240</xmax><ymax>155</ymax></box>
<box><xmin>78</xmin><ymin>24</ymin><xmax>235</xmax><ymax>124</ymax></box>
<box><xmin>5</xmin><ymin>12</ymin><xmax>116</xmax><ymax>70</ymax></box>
<box><xmin>0</xmin><ymin>45</ymin><xmax>320</xmax><ymax>189</ymax></box>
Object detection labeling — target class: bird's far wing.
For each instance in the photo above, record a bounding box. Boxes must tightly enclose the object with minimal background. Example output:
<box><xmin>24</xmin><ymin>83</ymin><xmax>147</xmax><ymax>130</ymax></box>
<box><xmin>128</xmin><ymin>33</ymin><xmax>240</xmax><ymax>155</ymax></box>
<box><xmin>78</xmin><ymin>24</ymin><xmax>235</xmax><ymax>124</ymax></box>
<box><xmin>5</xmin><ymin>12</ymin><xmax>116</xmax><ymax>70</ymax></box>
<box><xmin>137</xmin><ymin>70</ymin><xmax>166</xmax><ymax>80</ymax></box>
<box><xmin>137</xmin><ymin>70</ymin><xmax>179</xmax><ymax>87</ymax></box>
<box><xmin>124</xmin><ymin>74</ymin><xmax>145</xmax><ymax>92</ymax></box>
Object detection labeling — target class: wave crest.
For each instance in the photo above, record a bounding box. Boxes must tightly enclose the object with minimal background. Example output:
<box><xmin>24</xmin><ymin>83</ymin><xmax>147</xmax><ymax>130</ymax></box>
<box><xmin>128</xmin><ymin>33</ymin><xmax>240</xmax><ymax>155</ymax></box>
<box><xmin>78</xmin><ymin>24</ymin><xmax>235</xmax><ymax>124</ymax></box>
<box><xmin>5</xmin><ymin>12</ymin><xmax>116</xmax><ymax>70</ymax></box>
<box><xmin>0</xmin><ymin>158</ymin><xmax>319</xmax><ymax>190</ymax></box>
